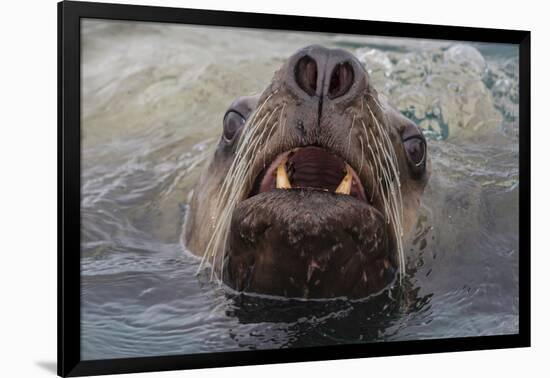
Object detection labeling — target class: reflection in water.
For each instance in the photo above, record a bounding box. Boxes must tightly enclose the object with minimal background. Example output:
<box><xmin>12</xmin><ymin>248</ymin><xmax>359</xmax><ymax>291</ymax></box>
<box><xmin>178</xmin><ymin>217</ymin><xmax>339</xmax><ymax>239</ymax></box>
<box><xmin>225</xmin><ymin>279</ymin><xmax>432</xmax><ymax>349</ymax></box>
<box><xmin>80</xmin><ymin>20</ymin><xmax>519</xmax><ymax>360</ymax></box>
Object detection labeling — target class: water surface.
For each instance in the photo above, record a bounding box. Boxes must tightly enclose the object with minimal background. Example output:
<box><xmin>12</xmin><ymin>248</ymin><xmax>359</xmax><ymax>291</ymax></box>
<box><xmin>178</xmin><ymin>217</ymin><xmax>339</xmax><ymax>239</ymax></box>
<box><xmin>81</xmin><ymin>20</ymin><xmax>519</xmax><ymax>360</ymax></box>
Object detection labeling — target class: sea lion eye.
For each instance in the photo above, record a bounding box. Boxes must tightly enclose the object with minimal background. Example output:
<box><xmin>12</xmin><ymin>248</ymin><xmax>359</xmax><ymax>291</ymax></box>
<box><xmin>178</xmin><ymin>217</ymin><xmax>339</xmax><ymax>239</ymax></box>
<box><xmin>401</xmin><ymin>121</ymin><xmax>427</xmax><ymax>176</ymax></box>
<box><xmin>404</xmin><ymin>136</ymin><xmax>426</xmax><ymax>170</ymax></box>
<box><xmin>223</xmin><ymin>111</ymin><xmax>245</xmax><ymax>142</ymax></box>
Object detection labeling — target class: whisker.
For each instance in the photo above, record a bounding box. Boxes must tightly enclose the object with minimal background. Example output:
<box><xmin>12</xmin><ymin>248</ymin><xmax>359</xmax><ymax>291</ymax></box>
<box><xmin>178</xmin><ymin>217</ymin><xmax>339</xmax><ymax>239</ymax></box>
<box><xmin>198</xmin><ymin>104</ymin><xmax>282</xmax><ymax>280</ymax></box>
<box><xmin>347</xmin><ymin>113</ymin><xmax>356</xmax><ymax>156</ymax></box>
<box><xmin>365</xmin><ymin>92</ymin><xmax>384</xmax><ymax>113</ymax></box>
<box><xmin>278</xmin><ymin>102</ymin><xmax>287</xmax><ymax>137</ymax></box>
<box><xmin>368</xmin><ymin>109</ymin><xmax>404</xmax><ymax>226</ymax></box>
<box><xmin>366</xmin><ymin>144</ymin><xmax>379</xmax><ymax>202</ymax></box>
<box><xmin>358</xmin><ymin>135</ymin><xmax>365</xmax><ymax>175</ymax></box>
<box><xmin>246</xmin><ymin>91</ymin><xmax>278</xmax><ymax>130</ymax></box>
<box><xmin>365</xmin><ymin>120</ymin><xmax>405</xmax><ymax>282</ymax></box>
<box><xmin>365</xmin><ymin>100</ymin><xmax>400</xmax><ymax>180</ymax></box>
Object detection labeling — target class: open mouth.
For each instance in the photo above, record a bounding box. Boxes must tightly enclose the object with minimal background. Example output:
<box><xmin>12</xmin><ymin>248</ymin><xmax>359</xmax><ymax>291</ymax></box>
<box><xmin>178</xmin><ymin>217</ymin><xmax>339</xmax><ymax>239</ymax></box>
<box><xmin>249</xmin><ymin>146</ymin><xmax>368</xmax><ymax>202</ymax></box>
<box><xmin>226</xmin><ymin>146</ymin><xmax>394</xmax><ymax>299</ymax></box>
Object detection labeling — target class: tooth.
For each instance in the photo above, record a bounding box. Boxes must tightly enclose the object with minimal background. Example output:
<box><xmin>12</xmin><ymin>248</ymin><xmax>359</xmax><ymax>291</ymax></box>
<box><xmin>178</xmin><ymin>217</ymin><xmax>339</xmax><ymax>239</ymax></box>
<box><xmin>335</xmin><ymin>165</ymin><xmax>353</xmax><ymax>195</ymax></box>
<box><xmin>276</xmin><ymin>159</ymin><xmax>292</xmax><ymax>189</ymax></box>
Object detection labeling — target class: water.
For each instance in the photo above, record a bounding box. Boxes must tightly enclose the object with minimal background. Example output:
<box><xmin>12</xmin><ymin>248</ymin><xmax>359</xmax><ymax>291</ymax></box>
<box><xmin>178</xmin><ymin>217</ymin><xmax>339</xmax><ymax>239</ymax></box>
<box><xmin>81</xmin><ymin>19</ymin><xmax>519</xmax><ymax>360</ymax></box>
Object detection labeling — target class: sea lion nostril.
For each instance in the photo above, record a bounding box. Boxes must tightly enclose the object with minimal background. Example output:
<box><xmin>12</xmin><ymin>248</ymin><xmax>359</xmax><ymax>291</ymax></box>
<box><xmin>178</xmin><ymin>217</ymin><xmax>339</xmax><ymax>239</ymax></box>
<box><xmin>295</xmin><ymin>55</ymin><xmax>318</xmax><ymax>96</ymax></box>
<box><xmin>328</xmin><ymin>61</ymin><xmax>354</xmax><ymax>99</ymax></box>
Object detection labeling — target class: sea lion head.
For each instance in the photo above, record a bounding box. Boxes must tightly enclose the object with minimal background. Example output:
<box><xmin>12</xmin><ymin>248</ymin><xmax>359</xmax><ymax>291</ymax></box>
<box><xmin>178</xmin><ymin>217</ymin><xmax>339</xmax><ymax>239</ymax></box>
<box><xmin>185</xmin><ymin>45</ymin><xmax>430</xmax><ymax>299</ymax></box>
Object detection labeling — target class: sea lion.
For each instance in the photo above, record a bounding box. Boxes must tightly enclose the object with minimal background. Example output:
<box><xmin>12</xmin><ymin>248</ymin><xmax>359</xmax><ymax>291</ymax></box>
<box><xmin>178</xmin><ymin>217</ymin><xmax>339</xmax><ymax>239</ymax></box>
<box><xmin>184</xmin><ymin>45</ymin><xmax>430</xmax><ymax>299</ymax></box>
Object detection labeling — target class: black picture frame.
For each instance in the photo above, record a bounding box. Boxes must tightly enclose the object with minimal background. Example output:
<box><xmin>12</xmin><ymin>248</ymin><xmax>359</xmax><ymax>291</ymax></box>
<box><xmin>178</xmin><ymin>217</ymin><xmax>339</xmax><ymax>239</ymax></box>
<box><xmin>58</xmin><ymin>1</ymin><xmax>531</xmax><ymax>376</ymax></box>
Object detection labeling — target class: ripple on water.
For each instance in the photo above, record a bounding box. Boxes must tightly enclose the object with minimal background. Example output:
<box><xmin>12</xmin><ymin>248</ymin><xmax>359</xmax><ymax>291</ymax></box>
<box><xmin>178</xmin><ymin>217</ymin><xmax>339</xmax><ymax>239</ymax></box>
<box><xmin>80</xmin><ymin>20</ymin><xmax>520</xmax><ymax>360</ymax></box>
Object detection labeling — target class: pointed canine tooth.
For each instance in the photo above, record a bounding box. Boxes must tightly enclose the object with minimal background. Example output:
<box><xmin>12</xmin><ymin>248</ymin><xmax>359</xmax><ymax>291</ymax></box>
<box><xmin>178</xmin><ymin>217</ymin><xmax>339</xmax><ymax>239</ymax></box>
<box><xmin>276</xmin><ymin>159</ymin><xmax>292</xmax><ymax>189</ymax></box>
<box><xmin>335</xmin><ymin>165</ymin><xmax>353</xmax><ymax>195</ymax></box>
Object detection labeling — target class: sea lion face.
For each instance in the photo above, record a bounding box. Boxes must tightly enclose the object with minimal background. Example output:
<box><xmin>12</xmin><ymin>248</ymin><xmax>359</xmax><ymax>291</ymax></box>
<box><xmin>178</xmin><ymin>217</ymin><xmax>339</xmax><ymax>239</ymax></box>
<box><xmin>185</xmin><ymin>45</ymin><xmax>430</xmax><ymax>299</ymax></box>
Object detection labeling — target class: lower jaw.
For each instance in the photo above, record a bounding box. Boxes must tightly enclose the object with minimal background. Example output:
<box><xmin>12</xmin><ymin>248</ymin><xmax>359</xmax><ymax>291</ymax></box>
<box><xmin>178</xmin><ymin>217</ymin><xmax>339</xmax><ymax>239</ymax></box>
<box><xmin>224</xmin><ymin>253</ymin><xmax>396</xmax><ymax>299</ymax></box>
<box><xmin>223</xmin><ymin>189</ymin><xmax>394</xmax><ymax>299</ymax></box>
